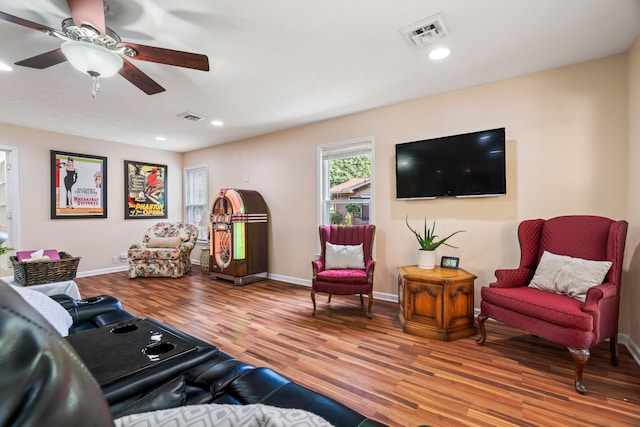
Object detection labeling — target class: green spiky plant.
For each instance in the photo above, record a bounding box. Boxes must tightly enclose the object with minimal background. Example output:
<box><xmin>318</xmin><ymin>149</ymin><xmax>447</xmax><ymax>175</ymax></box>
<box><xmin>0</xmin><ymin>244</ymin><xmax>14</xmax><ymax>256</ymax></box>
<box><xmin>405</xmin><ymin>215</ymin><xmax>464</xmax><ymax>251</ymax></box>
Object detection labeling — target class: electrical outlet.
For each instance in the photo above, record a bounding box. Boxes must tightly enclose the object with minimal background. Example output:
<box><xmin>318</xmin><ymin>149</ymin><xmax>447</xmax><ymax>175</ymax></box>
<box><xmin>112</xmin><ymin>256</ymin><xmax>119</xmax><ymax>264</ymax></box>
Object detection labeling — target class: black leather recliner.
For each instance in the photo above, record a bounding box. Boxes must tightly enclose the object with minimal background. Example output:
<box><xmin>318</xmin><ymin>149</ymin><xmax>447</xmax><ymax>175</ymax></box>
<box><xmin>0</xmin><ymin>285</ymin><xmax>386</xmax><ymax>427</ymax></box>
<box><xmin>0</xmin><ymin>286</ymin><xmax>113</xmax><ymax>427</ymax></box>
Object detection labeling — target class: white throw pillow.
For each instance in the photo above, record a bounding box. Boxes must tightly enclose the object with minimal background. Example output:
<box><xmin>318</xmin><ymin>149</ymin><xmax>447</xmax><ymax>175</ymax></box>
<box><xmin>529</xmin><ymin>251</ymin><xmax>612</xmax><ymax>302</ymax></box>
<box><xmin>10</xmin><ymin>285</ymin><xmax>73</xmax><ymax>336</ymax></box>
<box><xmin>114</xmin><ymin>403</ymin><xmax>335</xmax><ymax>427</ymax></box>
<box><xmin>324</xmin><ymin>242</ymin><xmax>365</xmax><ymax>270</ymax></box>
<box><xmin>147</xmin><ymin>236</ymin><xmax>183</xmax><ymax>248</ymax></box>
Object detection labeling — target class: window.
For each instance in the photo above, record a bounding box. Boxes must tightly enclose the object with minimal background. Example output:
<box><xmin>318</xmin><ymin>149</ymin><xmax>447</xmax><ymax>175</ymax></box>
<box><xmin>318</xmin><ymin>137</ymin><xmax>374</xmax><ymax>226</ymax></box>
<box><xmin>184</xmin><ymin>166</ymin><xmax>209</xmax><ymax>242</ymax></box>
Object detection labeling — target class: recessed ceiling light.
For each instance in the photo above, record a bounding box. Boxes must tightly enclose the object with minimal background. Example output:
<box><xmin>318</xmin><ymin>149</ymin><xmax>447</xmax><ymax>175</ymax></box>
<box><xmin>155</xmin><ymin>136</ymin><xmax>167</xmax><ymax>141</ymax></box>
<box><xmin>428</xmin><ymin>47</ymin><xmax>450</xmax><ymax>60</ymax></box>
<box><xmin>210</xmin><ymin>120</ymin><xmax>224</xmax><ymax>127</ymax></box>
<box><xmin>0</xmin><ymin>63</ymin><xmax>12</xmax><ymax>72</ymax></box>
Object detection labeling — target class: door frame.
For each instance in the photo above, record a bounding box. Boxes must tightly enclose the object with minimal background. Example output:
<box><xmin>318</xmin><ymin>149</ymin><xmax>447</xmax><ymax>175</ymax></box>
<box><xmin>0</xmin><ymin>145</ymin><xmax>20</xmax><ymax>262</ymax></box>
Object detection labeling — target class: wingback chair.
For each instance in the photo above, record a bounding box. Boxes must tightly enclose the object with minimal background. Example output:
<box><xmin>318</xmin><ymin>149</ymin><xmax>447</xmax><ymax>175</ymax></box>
<box><xmin>128</xmin><ymin>222</ymin><xmax>199</xmax><ymax>278</ymax></box>
<box><xmin>311</xmin><ymin>225</ymin><xmax>376</xmax><ymax>318</ymax></box>
<box><xmin>477</xmin><ymin>215</ymin><xmax>628</xmax><ymax>394</ymax></box>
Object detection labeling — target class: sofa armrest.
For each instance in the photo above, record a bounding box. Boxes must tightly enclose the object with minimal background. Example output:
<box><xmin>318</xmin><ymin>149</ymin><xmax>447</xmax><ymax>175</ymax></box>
<box><xmin>491</xmin><ymin>268</ymin><xmax>534</xmax><ymax>288</ymax></box>
<box><xmin>582</xmin><ymin>281</ymin><xmax>617</xmax><ymax>313</ymax></box>
<box><xmin>52</xmin><ymin>294</ymin><xmax>129</xmax><ymax>326</ymax></box>
<box><xmin>180</xmin><ymin>241</ymin><xmax>195</xmax><ymax>251</ymax></box>
<box><xmin>312</xmin><ymin>259</ymin><xmax>324</xmax><ymax>279</ymax></box>
<box><xmin>73</xmin><ymin>317</ymin><xmax>221</xmax><ymax>405</ymax></box>
<box><xmin>365</xmin><ymin>259</ymin><xmax>376</xmax><ymax>283</ymax></box>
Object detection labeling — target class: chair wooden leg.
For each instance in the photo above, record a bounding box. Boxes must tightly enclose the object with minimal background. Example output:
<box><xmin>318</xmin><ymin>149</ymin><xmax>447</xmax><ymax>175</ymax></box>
<box><xmin>476</xmin><ymin>314</ymin><xmax>488</xmax><ymax>345</ymax></box>
<box><xmin>311</xmin><ymin>290</ymin><xmax>317</xmax><ymax>317</ymax></box>
<box><xmin>610</xmin><ymin>335</ymin><xmax>619</xmax><ymax>366</ymax></box>
<box><xmin>327</xmin><ymin>294</ymin><xmax>332</xmax><ymax>303</ymax></box>
<box><xmin>568</xmin><ymin>347</ymin><xmax>590</xmax><ymax>395</ymax></box>
<box><xmin>366</xmin><ymin>292</ymin><xmax>373</xmax><ymax>319</ymax></box>
<box><xmin>359</xmin><ymin>294</ymin><xmax>364</xmax><ymax>305</ymax></box>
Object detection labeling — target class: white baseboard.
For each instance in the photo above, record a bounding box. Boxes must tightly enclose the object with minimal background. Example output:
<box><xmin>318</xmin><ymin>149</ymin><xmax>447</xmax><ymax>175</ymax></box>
<box><xmin>267</xmin><ymin>272</ymin><xmax>309</xmax><ymax>287</ymax></box>
<box><xmin>620</xmin><ymin>334</ymin><xmax>640</xmax><ymax>366</ymax></box>
<box><xmin>76</xmin><ymin>266</ymin><xmax>128</xmax><ymax>277</ymax></box>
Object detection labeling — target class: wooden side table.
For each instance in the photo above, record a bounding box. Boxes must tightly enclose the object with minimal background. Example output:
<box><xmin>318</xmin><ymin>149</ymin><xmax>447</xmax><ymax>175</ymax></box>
<box><xmin>398</xmin><ymin>265</ymin><xmax>476</xmax><ymax>341</ymax></box>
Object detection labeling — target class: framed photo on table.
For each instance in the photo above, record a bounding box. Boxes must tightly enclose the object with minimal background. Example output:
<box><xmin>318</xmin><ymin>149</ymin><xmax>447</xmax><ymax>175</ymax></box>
<box><xmin>124</xmin><ymin>160</ymin><xmax>167</xmax><ymax>219</ymax></box>
<box><xmin>51</xmin><ymin>150</ymin><xmax>107</xmax><ymax>219</ymax></box>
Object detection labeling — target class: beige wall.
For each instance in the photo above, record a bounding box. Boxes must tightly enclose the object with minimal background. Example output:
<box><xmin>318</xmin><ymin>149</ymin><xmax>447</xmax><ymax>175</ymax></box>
<box><xmin>0</xmin><ymin>124</ymin><xmax>183</xmax><ymax>272</ymax></box>
<box><xmin>185</xmin><ymin>54</ymin><xmax>630</xmax><ymax>309</ymax></box>
<box><xmin>624</xmin><ymin>35</ymin><xmax>640</xmax><ymax>345</ymax></box>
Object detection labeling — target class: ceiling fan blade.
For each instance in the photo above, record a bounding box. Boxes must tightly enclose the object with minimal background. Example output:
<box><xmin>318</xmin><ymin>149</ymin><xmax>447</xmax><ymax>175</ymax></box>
<box><xmin>67</xmin><ymin>0</ymin><xmax>106</xmax><ymax>36</ymax></box>
<box><xmin>119</xmin><ymin>42</ymin><xmax>210</xmax><ymax>71</ymax></box>
<box><xmin>0</xmin><ymin>10</ymin><xmax>59</xmax><ymax>33</ymax></box>
<box><xmin>119</xmin><ymin>59</ymin><xmax>165</xmax><ymax>95</ymax></box>
<box><xmin>15</xmin><ymin>49</ymin><xmax>67</xmax><ymax>69</ymax></box>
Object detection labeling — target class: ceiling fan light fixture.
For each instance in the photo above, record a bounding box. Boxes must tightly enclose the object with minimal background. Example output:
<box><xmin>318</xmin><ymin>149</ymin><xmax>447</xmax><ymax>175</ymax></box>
<box><xmin>61</xmin><ymin>41</ymin><xmax>123</xmax><ymax>77</ymax></box>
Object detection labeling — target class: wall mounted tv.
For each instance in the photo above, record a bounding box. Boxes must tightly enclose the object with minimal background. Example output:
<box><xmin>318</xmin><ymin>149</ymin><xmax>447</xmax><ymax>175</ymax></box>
<box><xmin>395</xmin><ymin>127</ymin><xmax>506</xmax><ymax>200</ymax></box>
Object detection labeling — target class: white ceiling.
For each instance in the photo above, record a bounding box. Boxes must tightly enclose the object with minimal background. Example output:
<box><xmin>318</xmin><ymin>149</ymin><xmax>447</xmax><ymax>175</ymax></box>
<box><xmin>0</xmin><ymin>0</ymin><xmax>639</xmax><ymax>153</ymax></box>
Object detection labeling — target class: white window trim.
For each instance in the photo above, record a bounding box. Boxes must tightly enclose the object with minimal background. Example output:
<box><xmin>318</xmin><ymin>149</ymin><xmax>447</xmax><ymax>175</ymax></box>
<box><xmin>317</xmin><ymin>136</ymin><xmax>375</xmax><ymax>229</ymax></box>
<box><xmin>183</xmin><ymin>165</ymin><xmax>209</xmax><ymax>243</ymax></box>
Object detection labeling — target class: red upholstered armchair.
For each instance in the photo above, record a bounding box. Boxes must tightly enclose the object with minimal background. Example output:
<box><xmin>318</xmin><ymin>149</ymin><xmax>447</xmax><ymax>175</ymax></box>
<box><xmin>311</xmin><ymin>225</ymin><xmax>376</xmax><ymax>318</ymax></box>
<box><xmin>477</xmin><ymin>215</ymin><xmax>628</xmax><ymax>394</ymax></box>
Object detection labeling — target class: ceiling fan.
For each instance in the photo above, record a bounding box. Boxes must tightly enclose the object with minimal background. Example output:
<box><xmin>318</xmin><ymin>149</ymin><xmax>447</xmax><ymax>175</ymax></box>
<box><xmin>0</xmin><ymin>0</ymin><xmax>210</xmax><ymax>97</ymax></box>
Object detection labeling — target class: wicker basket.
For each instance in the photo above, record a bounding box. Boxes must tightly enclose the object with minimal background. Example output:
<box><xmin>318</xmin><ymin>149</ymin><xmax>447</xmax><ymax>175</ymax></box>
<box><xmin>10</xmin><ymin>251</ymin><xmax>81</xmax><ymax>286</ymax></box>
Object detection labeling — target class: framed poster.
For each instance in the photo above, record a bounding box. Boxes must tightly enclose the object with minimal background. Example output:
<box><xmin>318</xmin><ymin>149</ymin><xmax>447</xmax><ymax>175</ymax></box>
<box><xmin>124</xmin><ymin>160</ymin><xmax>167</xmax><ymax>219</ymax></box>
<box><xmin>51</xmin><ymin>150</ymin><xmax>107</xmax><ymax>219</ymax></box>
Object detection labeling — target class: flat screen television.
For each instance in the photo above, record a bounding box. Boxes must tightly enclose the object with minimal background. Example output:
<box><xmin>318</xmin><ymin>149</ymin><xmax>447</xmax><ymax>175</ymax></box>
<box><xmin>395</xmin><ymin>127</ymin><xmax>506</xmax><ymax>199</ymax></box>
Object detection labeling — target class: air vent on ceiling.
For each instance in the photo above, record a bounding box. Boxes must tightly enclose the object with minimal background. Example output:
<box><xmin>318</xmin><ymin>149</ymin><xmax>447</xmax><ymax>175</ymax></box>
<box><xmin>400</xmin><ymin>14</ymin><xmax>448</xmax><ymax>48</ymax></box>
<box><xmin>176</xmin><ymin>112</ymin><xmax>205</xmax><ymax>123</ymax></box>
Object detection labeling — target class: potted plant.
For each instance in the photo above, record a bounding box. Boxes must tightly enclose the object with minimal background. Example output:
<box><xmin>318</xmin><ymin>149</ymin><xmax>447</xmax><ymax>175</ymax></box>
<box><xmin>405</xmin><ymin>215</ymin><xmax>464</xmax><ymax>269</ymax></box>
<box><xmin>0</xmin><ymin>244</ymin><xmax>14</xmax><ymax>256</ymax></box>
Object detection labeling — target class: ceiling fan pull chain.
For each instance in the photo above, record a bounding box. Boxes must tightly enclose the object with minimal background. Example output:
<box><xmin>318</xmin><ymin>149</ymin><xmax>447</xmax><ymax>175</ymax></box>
<box><xmin>89</xmin><ymin>72</ymin><xmax>100</xmax><ymax>99</ymax></box>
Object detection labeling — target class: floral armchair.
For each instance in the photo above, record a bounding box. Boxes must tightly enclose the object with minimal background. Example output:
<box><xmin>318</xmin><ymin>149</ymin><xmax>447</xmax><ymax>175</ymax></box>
<box><xmin>128</xmin><ymin>222</ymin><xmax>199</xmax><ymax>278</ymax></box>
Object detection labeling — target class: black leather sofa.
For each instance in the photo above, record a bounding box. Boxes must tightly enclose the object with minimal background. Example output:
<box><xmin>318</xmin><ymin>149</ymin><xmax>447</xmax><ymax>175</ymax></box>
<box><xmin>0</xmin><ymin>284</ymin><xmax>386</xmax><ymax>427</ymax></box>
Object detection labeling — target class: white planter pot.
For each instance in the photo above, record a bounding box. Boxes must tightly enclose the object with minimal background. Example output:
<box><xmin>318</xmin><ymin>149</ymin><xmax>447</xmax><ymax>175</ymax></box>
<box><xmin>417</xmin><ymin>249</ymin><xmax>436</xmax><ymax>269</ymax></box>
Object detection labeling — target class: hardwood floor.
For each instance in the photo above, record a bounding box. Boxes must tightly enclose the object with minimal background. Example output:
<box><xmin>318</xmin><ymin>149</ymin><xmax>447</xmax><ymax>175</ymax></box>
<box><xmin>75</xmin><ymin>270</ymin><xmax>640</xmax><ymax>427</ymax></box>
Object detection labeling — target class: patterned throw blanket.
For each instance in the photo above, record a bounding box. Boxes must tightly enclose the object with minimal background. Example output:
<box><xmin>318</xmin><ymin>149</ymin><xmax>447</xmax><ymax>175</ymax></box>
<box><xmin>114</xmin><ymin>403</ymin><xmax>335</xmax><ymax>427</ymax></box>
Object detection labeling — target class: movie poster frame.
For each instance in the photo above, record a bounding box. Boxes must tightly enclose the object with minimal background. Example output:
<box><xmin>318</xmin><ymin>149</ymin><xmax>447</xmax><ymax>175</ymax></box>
<box><xmin>51</xmin><ymin>150</ymin><xmax>107</xmax><ymax>219</ymax></box>
<box><xmin>124</xmin><ymin>160</ymin><xmax>168</xmax><ymax>219</ymax></box>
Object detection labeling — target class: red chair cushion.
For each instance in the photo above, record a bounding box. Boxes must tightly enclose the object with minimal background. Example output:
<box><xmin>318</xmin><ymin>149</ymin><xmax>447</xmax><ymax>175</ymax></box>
<box><xmin>317</xmin><ymin>269</ymin><xmax>368</xmax><ymax>284</ymax></box>
<box><xmin>481</xmin><ymin>286</ymin><xmax>592</xmax><ymax>331</ymax></box>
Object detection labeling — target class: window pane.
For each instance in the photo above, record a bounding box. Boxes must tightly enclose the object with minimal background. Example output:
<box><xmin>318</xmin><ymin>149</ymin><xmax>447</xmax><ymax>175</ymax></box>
<box><xmin>327</xmin><ymin>201</ymin><xmax>370</xmax><ymax>225</ymax></box>
<box><xmin>184</xmin><ymin>166</ymin><xmax>208</xmax><ymax>241</ymax></box>
<box><xmin>319</xmin><ymin>139</ymin><xmax>373</xmax><ymax>227</ymax></box>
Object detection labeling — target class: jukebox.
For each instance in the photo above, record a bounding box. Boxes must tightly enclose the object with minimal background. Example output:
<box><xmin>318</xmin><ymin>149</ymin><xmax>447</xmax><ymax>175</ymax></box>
<box><xmin>209</xmin><ymin>189</ymin><xmax>268</xmax><ymax>285</ymax></box>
